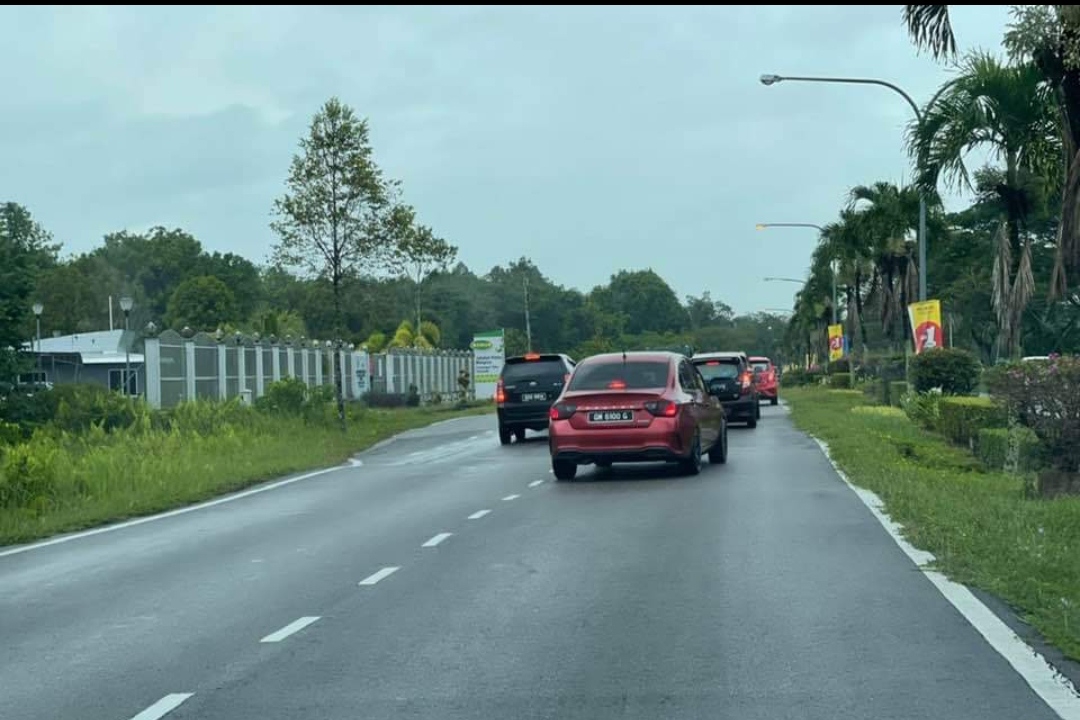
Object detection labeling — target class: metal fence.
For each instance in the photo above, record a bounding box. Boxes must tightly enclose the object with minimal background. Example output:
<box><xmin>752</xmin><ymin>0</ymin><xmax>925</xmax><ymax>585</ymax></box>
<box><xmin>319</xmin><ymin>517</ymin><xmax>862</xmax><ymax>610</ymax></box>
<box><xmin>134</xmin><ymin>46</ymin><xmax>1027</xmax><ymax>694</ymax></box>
<box><xmin>142</xmin><ymin>329</ymin><xmax>474</xmax><ymax>410</ymax></box>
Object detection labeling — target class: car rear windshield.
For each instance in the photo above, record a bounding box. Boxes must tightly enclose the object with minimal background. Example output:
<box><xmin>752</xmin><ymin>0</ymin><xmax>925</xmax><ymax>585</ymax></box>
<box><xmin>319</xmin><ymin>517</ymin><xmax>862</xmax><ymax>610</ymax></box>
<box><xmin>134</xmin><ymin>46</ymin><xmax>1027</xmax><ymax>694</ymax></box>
<box><xmin>568</xmin><ymin>360</ymin><xmax>670</xmax><ymax>391</ymax></box>
<box><xmin>501</xmin><ymin>359</ymin><xmax>565</xmax><ymax>383</ymax></box>
<box><xmin>751</xmin><ymin>361</ymin><xmax>771</xmax><ymax>372</ymax></box>
<box><xmin>694</xmin><ymin>359</ymin><xmax>741</xmax><ymax>381</ymax></box>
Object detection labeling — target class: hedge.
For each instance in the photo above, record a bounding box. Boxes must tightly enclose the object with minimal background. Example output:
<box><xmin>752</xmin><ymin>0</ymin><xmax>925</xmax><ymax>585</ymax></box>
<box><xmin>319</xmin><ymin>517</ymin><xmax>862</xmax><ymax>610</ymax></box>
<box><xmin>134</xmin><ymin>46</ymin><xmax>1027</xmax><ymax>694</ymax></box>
<box><xmin>937</xmin><ymin>396</ymin><xmax>1007</xmax><ymax>449</ymax></box>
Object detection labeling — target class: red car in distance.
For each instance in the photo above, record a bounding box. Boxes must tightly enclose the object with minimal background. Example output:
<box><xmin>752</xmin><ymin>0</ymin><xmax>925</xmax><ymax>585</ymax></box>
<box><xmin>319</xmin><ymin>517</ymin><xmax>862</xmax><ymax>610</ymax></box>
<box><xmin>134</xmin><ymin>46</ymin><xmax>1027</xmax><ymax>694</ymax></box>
<box><xmin>749</xmin><ymin>356</ymin><xmax>779</xmax><ymax>405</ymax></box>
<box><xmin>547</xmin><ymin>351</ymin><xmax>728</xmax><ymax>481</ymax></box>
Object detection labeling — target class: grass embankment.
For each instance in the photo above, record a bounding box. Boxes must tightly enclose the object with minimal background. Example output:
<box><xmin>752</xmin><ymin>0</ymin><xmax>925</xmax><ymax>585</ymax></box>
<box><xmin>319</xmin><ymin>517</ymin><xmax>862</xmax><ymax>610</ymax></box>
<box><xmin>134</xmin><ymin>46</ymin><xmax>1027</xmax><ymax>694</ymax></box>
<box><xmin>784</xmin><ymin>386</ymin><xmax>1080</xmax><ymax>660</ymax></box>
<box><xmin>0</xmin><ymin>401</ymin><xmax>492</xmax><ymax>547</ymax></box>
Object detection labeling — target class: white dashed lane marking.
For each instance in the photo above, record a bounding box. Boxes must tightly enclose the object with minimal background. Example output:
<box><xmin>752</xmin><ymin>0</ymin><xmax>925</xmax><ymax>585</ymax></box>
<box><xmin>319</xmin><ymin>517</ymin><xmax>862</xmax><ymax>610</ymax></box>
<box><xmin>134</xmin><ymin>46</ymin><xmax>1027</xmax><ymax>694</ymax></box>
<box><xmin>358</xmin><ymin>567</ymin><xmax>400</xmax><ymax>586</ymax></box>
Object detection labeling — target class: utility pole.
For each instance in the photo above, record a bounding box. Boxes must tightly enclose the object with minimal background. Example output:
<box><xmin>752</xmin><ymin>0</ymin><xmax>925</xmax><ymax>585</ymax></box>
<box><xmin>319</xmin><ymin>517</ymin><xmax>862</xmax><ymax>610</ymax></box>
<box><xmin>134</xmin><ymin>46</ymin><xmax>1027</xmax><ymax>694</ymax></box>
<box><xmin>524</xmin><ymin>276</ymin><xmax>533</xmax><ymax>352</ymax></box>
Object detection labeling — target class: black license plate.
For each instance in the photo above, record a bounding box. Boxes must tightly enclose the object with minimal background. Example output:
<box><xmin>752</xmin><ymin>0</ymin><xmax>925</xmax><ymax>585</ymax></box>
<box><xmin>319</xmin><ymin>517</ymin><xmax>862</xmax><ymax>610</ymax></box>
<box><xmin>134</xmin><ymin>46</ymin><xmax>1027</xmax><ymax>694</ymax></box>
<box><xmin>521</xmin><ymin>392</ymin><xmax>547</xmax><ymax>402</ymax></box>
<box><xmin>588</xmin><ymin>410</ymin><xmax>634</xmax><ymax>423</ymax></box>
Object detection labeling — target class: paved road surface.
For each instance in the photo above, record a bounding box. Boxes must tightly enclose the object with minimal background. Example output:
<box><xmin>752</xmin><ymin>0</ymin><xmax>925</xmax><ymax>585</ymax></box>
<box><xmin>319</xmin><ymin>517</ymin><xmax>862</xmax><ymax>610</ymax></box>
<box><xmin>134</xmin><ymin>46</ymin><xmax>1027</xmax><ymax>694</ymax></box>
<box><xmin>0</xmin><ymin>406</ymin><xmax>1066</xmax><ymax>720</ymax></box>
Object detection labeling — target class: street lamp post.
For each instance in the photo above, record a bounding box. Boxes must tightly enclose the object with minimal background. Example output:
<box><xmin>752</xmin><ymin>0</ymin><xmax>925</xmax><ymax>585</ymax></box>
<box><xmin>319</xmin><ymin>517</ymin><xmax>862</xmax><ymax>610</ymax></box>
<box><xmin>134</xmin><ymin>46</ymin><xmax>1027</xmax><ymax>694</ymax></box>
<box><xmin>32</xmin><ymin>302</ymin><xmax>43</xmax><ymax>376</ymax></box>
<box><xmin>119</xmin><ymin>296</ymin><xmax>134</xmax><ymax>395</ymax></box>
<box><xmin>759</xmin><ymin>74</ymin><xmax>928</xmax><ymax>302</ymax></box>
<box><xmin>756</xmin><ymin>222</ymin><xmax>838</xmax><ymax>324</ymax></box>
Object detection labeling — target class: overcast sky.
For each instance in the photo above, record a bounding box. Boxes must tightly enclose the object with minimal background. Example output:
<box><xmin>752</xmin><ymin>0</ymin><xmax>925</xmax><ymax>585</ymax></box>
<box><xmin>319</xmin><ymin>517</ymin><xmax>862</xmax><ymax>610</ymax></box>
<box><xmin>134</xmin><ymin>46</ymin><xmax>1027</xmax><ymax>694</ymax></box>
<box><xmin>2</xmin><ymin>5</ymin><xmax>1013</xmax><ymax>315</ymax></box>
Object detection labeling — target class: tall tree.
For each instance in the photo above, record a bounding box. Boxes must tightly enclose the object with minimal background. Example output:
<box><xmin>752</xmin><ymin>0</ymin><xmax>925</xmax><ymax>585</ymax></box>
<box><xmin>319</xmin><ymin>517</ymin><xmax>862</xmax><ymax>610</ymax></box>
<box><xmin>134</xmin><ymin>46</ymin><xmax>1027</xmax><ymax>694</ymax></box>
<box><xmin>0</xmin><ymin>203</ymin><xmax>54</xmax><ymax>380</ymax></box>
<box><xmin>390</xmin><ymin>204</ymin><xmax>458</xmax><ymax>345</ymax></box>
<box><xmin>270</xmin><ymin>97</ymin><xmax>395</xmax><ymax>429</ymax></box>
<box><xmin>165</xmin><ymin>275</ymin><xmax>239</xmax><ymax>332</ymax></box>
<box><xmin>907</xmin><ymin>51</ymin><xmax>1060</xmax><ymax>357</ymax></box>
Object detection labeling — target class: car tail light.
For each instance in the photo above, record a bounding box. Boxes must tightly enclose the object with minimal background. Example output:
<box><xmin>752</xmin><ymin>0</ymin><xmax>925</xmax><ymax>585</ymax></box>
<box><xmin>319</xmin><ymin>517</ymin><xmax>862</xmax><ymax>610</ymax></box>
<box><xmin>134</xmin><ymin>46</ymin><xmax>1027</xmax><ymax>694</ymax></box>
<box><xmin>525</xmin><ymin>352</ymin><xmax>540</xmax><ymax>360</ymax></box>
<box><xmin>643</xmin><ymin>399</ymin><xmax>679</xmax><ymax>418</ymax></box>
<box><xmin>550</xmin><ymin>402</ymin><xmax>576</xmax><ymax>421</ymax></box>
<box><xmin>607</xmin><ymin>379</ymin><xmax>627</xmax><ymax>390</ymax></box>
<box><xmin>495</xmin><ymin>378</ymin><xmax>506</xmax><ymax>404</ymax></box>
<box><xmin>740</xmin><ymin>372</ymin><xmax>753</xmax><ymax>389</ymax></box>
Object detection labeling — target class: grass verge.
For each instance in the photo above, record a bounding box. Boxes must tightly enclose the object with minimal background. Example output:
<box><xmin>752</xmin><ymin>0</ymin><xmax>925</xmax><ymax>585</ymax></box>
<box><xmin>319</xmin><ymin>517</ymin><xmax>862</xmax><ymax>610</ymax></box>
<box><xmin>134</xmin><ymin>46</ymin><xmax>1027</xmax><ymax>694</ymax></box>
<box><xmin>0</xmin><ymin>402</ymin><xmax>493</xmax><ymax>548</ymax></box>
<box><xmin>784</xmin><ymin>386</ymin><xmax>1080</xmax><ymax>660</ymax></box>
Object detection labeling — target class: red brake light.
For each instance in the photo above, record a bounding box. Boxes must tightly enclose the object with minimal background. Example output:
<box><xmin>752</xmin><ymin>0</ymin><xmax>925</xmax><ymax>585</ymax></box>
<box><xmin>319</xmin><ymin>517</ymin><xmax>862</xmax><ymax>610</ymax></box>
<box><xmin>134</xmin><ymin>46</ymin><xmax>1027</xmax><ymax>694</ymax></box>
<box><xmin>495</xmin><ymin>378</ymin><xmax>506</xmax><ymax>404</ymax></box>
<box><xmin>643</xmin><ymin>399</ymin><xmax>679</xmax><ymax>417</ymax></box>
<box><xmin>740</xmin><ymin>372</ymin><xmax>752</xmax><ymax>389</ymax></box>
<box><xmin>705</xmin><ymin>360</ymin><xmax>720</xmax><ymax>366</ymax></box>
<box><xmin>524</xmin><ymin>353</ymin><xmax>540</xmax><ymax>360</ymax></box>
<box><xmin>607</xmin><ymin>379</ymin><xmax>627</xmax><ymax>390</ymax></box>
<box><xmin>550</xmin><ymin>402</ymin><xmax>576</xmax><ymax>421</ymax></box>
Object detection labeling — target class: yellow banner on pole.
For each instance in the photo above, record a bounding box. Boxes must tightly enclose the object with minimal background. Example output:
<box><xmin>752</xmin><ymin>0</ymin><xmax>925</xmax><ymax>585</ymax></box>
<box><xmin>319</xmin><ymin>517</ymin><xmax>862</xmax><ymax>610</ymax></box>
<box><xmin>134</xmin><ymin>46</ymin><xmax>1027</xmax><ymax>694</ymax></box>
<box><xmin>907</xmin><ymin>299</ymin><xmax>944</xmax><ymax>354</ymax></box>
<box><xmin>828</xmin><ymin>324</ymin><xmax>844</xmax><ymax>362</ymax></box>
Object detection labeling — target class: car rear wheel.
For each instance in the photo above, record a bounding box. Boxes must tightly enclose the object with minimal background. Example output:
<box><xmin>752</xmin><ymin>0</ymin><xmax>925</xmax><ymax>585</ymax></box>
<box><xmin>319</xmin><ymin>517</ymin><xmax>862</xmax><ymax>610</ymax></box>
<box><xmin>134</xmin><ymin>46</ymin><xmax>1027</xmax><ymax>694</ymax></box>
<box><xmin>498</xmin><ymin>424</ymin><xmax>512</xmax><ymax>446</ymax></box>
<box><xmin>553</xmin><ymin>459</ymin><xmax>577</xmax><ymax>481</ymax></box>
<box><xmin>708</xmin><ymin>426</ymin><xmax>727</xmax><ymax>464</ymax></box>
<box><xmin>680</xmin><ymin>433</ymin><xmax>702</xmax><ymax>476</ymax></box>
<box><xmin>770</xmin><ymin>396</ymin><xmax>778</xmax><ymax>406</ymax></box>
<box><xmin>746</xmin><ymin>414</ymin><xmax>757</xmax><ymax>429</ymax></box>
<box><xmin>514</xmin><ymin>428</ymin><xmax>526</xmax><ymax>443</ymax></box>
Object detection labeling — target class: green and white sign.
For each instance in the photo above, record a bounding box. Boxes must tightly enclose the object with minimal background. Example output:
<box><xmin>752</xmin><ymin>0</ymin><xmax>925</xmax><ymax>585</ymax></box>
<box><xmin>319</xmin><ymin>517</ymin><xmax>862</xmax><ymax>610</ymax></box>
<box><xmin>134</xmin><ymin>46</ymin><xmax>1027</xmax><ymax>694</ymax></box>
<box><xmin>471</xmin><ymin>329</ymin><xmax>505</xmax><ymax>399</ymax></box>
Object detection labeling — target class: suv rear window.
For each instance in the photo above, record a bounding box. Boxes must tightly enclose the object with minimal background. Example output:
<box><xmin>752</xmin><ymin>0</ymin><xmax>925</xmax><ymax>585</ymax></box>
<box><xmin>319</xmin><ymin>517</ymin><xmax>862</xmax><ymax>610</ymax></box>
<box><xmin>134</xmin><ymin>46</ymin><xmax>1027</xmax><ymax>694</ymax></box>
<box><xmin>694</xmin><ymin>359</ymin><xmax>741</xmax><ymax>381</ymax></box>
<box><xmin>568</xmin><ymin>360</ymin><xmax>670</xmax><ymax>391</ymax></box>
<box><xmin>750</xmin><ymin>360</ymin><xmax>770</xmax><ymax>373</ymax></box>
<box><xmin>501</xmin><ymin>359</ymin><xmax>565</xmax><ymax>383</ymax></box>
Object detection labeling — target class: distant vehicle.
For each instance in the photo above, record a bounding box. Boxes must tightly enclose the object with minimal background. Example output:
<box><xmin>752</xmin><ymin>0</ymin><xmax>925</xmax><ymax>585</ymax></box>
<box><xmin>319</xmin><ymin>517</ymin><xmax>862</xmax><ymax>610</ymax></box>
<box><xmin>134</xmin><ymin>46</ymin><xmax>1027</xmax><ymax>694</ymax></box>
<box><xmin>496</xmin><ymin>352</ymin><xmax>576</xmax><ymax>445</ymax></box>
<box><xmin>691</xmin><ymin>351</ymin><xmax>760</xmax><ymax>428</ymax></box>
<box><xmin>547</xmin><ymin>351</ymin><xmax>728</xmax><ymax>481</ymax></box>
<box><xmin>749</xmin><ymin>355</ymin><xmax>779</xmax><ymax>406</ymax></box>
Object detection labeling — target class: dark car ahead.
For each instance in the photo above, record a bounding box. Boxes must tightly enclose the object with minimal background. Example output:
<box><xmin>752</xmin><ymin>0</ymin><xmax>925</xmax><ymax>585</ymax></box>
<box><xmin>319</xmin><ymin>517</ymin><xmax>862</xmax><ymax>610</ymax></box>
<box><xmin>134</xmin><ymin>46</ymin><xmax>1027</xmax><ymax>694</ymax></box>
<box><xmin>496</xmin><ymin>353</ymin><xmax>576</xmax><ymax>445</ymax></box>
<box><xmin>691</xmin><ymin>351</ymin><xmax>760</xmax><ymax>428</ymax></box>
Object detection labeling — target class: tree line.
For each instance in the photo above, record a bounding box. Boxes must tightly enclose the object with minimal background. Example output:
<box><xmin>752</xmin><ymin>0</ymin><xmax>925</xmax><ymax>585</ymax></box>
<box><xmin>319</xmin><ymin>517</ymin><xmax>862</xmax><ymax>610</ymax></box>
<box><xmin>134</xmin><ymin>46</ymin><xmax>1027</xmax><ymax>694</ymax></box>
<box><xmin>786</xmin><ymin>6</ymin><xmax>1080</xmax><ymax>366</ymax></box>
<box><xmin>0</xmin><ymin>101</ymin><xmax>789</xmax><ymax>382</ymax></box>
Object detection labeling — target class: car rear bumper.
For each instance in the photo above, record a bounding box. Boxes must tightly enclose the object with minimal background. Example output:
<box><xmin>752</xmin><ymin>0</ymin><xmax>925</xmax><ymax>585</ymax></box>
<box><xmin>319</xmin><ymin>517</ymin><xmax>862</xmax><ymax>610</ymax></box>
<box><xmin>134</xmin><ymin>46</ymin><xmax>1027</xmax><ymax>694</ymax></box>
<box><xmin>549</xmin><ymin>421</ymin><xmax>688</xmax><ymax>465</ymax></box>
<box><xmin>723</xmin><ymin>397</ymin><xmax>757</xmax><ymax>418</ymax></box>
<box><xmin>498</xmin><ymin>405</ymin><xmax>552</xmax><ymax>429</ymax></box>
<box><xmin>757</xmin><ymin>385</ymin><xmax>778</xmax><ymax>399</ymax></box>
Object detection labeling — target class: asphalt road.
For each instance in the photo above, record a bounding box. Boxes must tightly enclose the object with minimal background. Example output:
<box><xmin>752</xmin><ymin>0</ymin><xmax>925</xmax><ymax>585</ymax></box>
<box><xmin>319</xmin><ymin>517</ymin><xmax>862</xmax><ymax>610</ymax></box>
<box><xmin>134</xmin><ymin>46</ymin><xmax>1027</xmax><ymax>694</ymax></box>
<box><xmin>0</xmin><ymin>406</ymin><xmax>1068</xmax><ymax>720</ymax></box>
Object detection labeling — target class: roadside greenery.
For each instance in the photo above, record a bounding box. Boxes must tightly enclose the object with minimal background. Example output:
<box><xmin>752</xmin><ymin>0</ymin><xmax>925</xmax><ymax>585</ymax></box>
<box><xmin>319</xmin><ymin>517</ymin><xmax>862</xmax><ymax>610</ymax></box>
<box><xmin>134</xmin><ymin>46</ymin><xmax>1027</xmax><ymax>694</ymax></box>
<box><xmin>784</xmin><ymin>385</ymin><xmax>1080</xmax><ymax>661</ymax></box>
<box><xmin>0</xmin><ymin>380</ymin><xmax>492</xmax><ymax>547</ymax></box>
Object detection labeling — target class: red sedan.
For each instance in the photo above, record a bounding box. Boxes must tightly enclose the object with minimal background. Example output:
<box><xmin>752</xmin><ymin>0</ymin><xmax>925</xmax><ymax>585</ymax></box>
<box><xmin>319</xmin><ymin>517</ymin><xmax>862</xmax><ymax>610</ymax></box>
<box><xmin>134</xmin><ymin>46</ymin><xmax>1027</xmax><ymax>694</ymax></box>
<box><xmin>548</xmin><ymin>351</ymin><xmax>728</xmax><ymax>481</ymax></box>
<box><xmin>749</xmin><ymin>355</ymin><xmax>779</xmax><ymax>406</ymax></box>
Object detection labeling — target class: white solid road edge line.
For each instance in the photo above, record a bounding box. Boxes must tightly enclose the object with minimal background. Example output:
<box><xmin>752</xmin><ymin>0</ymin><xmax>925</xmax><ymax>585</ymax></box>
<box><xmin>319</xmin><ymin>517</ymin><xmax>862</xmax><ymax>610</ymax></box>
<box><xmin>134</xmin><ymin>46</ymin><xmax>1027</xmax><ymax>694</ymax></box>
<box><xmin>0</xmin><ymin>465</ymin><xmax>343</xmax><ymax>559</ymax></box>
<box><xmin>129</xmin><ymin>693</ymin><xmax>194</xmax><ymax>720</ymax></box>
<box><xmin>813</xmin><ymin>437</ymin><xmax>1080</xmax><ymax>720</ymax></box>
<box><xmin>422</xmin><ymin>532</ymin><xmax>453</xmax><ymax>548</ymax></box>
<box><xmin>468</xmin><ymin>509</ymin><xmax>491</xmax><ymax>520</ymax></box>
<box><xmin>359</xmin><ymin>566</ymin><xmax>400</xmax><ymax>586</ymax></box>
<box><xmin>260</xmin><ymin>616</ymin><xmax>321</xmax><ymax>643</ymax></box>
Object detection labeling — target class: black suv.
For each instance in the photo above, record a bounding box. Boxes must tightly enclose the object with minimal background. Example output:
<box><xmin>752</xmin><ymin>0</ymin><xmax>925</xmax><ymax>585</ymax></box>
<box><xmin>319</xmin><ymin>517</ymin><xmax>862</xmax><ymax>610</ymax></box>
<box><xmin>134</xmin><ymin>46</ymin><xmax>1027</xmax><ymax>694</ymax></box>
<box><xmin>691</xmin><ymin>351</ymin><xmax>761</xmax><ymax>428</ymax></box>
<box><xmin>496</xmin><ymin>353</ymin><xmax>576</xmax><ymax>445</ymax></box>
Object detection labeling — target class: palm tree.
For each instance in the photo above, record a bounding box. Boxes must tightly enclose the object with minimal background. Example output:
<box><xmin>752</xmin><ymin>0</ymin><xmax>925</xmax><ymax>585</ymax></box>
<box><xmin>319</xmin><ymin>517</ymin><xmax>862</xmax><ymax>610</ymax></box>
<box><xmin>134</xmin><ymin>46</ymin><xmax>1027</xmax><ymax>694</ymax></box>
<box><xmin>904</xmin><ymin>4</ymin><xmax>1080</xmax><ymax>298</ymax></box>
<box><xmin>906</xmin><ymin>50</ymin><xmax>1061</xmax><ymax>358</ymax></box>
<box><xmin>846</xmin><ymin>182</ymin><xmax>926</xmax><ymax>348</ymax></box>
<box><xmin>817</xmin><ymin>210</ymin><xmax>875</xmax><ymax>352</ymax></box>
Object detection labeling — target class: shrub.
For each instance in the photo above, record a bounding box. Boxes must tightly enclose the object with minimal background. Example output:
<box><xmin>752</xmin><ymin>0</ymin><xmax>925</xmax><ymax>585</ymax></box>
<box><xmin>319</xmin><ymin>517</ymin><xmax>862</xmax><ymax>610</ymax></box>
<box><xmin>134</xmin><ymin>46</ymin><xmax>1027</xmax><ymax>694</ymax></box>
<box><xmin>863</xmin><ymin>352</ymin><xmax>907</xmax><ymax>381</ymax></box>
<box><xmin>406</xmin><ymin>383</ymin><xmax>421</xmax><ymax>407</ymax></box>
<box><xmin>362</xmin><ymin>391</ymin><xmax>408</xmax><ymax>408</ymax></box>
<box><xmin>937</xmin><ymin>396</ymin><xmax>1007</xmax><ymax>449</ymax></box>
<box><xmin>830</xmin><ymin>372</ymin><xmax>852</xmax><ymax>389</ymax></box>
<box><xmin>987</xmin><ymin>356</ymin><xmax>1080</xmax><ymax>474</ymax></box>
<box><xmin>901</xmin><ymin>389</ymin><xmax>942</xmax><ymax>431</ymax></box>
<box><xmin>909</xmin><ymin>348</ymin><xmax>981</xmax><ymax>395</ymax></box>
<box><xmin>255</xmin><ymin>377</ymin><xmax>309</xmax><ymax>415</ymax></box>
<box><xmin>830</xmin><ymin>358</ymin><xmax>851</xmax><ymax>374</ymax></box>
<box><xmin>975</xmin><ymin>426</ymin><xmax>1043</xmax><ymax>473</ymax></box>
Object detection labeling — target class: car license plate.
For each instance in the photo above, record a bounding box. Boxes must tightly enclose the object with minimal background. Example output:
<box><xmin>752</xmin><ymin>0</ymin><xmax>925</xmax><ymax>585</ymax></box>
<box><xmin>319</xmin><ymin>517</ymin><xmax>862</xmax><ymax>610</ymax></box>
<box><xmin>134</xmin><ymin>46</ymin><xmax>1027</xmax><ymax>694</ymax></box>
<box><xmin>521</xmin><ymin>392</ymin><xmax>546</xmax><ymax>402</ymax></box>
<box><xmin>588</xmin><ymin>410</ymin><xmax>634</xmax><ymax>423</ymax></box>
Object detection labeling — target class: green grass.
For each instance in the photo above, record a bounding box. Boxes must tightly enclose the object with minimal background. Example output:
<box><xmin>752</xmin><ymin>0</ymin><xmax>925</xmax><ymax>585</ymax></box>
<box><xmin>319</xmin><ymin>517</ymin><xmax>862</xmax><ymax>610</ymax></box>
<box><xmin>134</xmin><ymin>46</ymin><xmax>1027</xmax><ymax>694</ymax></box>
<box><xmin>0</xmin><ymin>402</ymin><xmax>493</xmax><ymax>547</ymax></box>
<box><xmin>784</xmin><ymin>386</ymin><xmax>1080</xmax><ymax>660</ymax></box>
